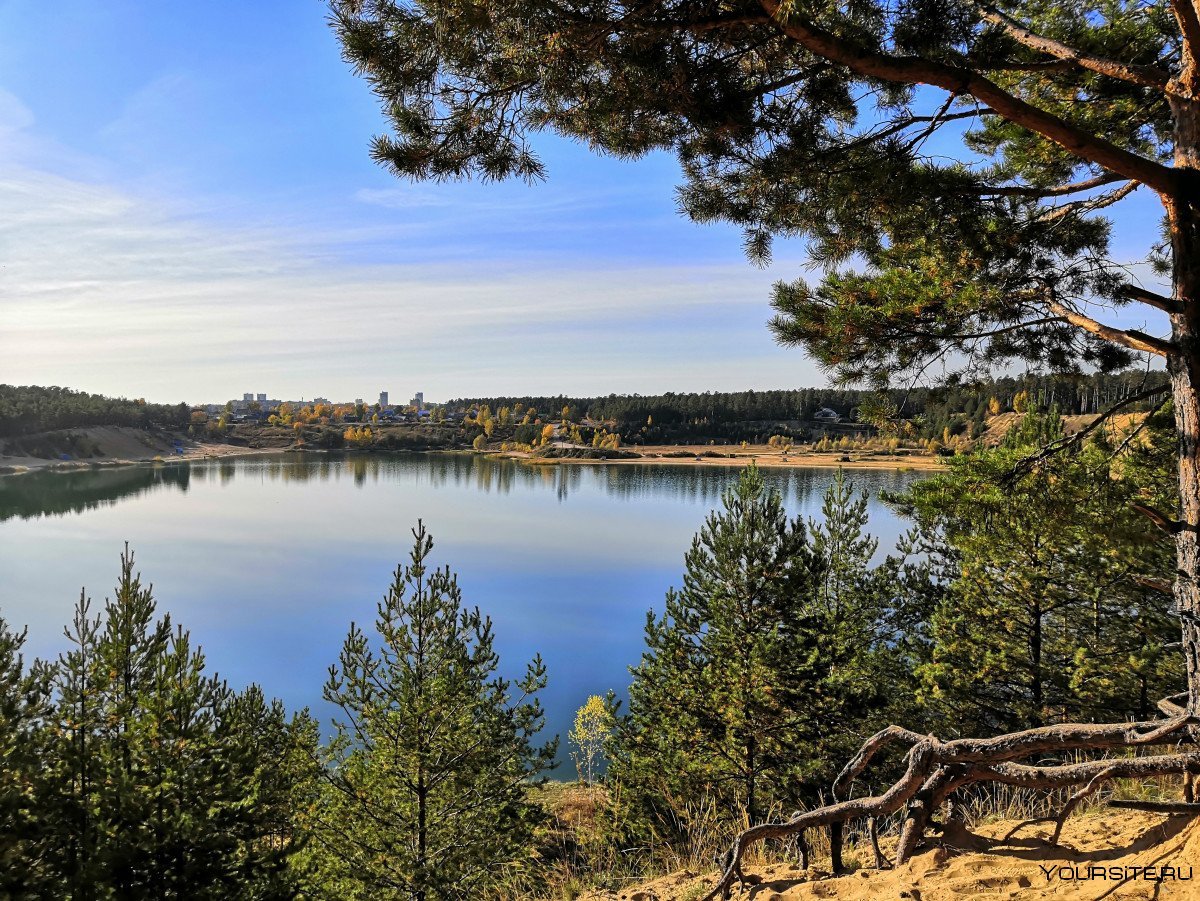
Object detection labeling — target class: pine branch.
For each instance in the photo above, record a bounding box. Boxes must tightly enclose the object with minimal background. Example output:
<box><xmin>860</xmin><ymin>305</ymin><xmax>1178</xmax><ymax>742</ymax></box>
<box><xmin>759</xmin><ymin>0</ymin><xmax>1183</xmax><ymax>195</ymax></box>
<box><xmin>1045</xmin><ymin>300</ymin><xmax>1176</xmax><ymax>357</ymax></box>
<box><xmin>1038</xmin><ymin>180</ymin><xmax>1141</xmax><ymax>221</ymax></box>
<box><xmin>974</xmin><ymin>3</ymin><xmax>1172</xmax><ymax>90</ymax></box>
<box><xmin>1002</xmin><ymin>384</ymin><xmax>1168</xmax><ymax>481</ymax></box>
<box><xmin>979</xmin><ymin>173</ymin><xmax>1127</xmax><ymax>197</ymax></box>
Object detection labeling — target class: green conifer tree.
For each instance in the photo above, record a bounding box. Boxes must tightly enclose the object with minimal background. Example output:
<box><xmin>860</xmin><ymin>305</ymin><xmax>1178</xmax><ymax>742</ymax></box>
<box><xmin>39</xmin><ymin>547</ymin><xmax>309</xmax><ymax>898</ymax></box>
<box><xmin>0</xmin><ymin>617</ymin><xmax>53</xmax><ymax>897</ymax></box>
<box><xmin>895</xmin><ymin>421</ymin><xmax>1182</xmax><ymax>734</ymax></box>
<box><xmin>305</xmin><ymin>521</ymin><xmax>555</xmax><ymax>900</ymax></box>
<box><xmin>611</xmin><ymin>467</ymin><xmax>827</xmax><ymax>839</ymax></box>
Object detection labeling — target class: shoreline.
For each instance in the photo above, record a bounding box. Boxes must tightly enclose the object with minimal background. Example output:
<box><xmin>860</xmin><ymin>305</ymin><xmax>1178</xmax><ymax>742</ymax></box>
<box><xmin>0</xmin><ymin>437</ymin><xmax>294</xmax><ymax>477</ymax></box>
<box><xmin>501</xmin><ymin>450</ymin><xmax>945</xmax><ymax>471</ymax></box>
<box><xmin>2</xmin><ymin>432</ymin><xmax>945</xmax><ymax>477</ymax></box>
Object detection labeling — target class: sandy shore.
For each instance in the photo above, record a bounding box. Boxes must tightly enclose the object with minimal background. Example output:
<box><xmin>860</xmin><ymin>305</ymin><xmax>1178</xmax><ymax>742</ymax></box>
<box><xmin>2</xmin><ymin>431</ymin><xmax>944</xmax><ymax>477</ymax></box>
<box><xmin>0</xmin><ymin>426</ymin><xmax>290</xmax><ymax>475</ymax></box>
<box><xmin>502</xmin><ymin>444</ymin><xmax>946</xmax><ymax>471</ymax></box>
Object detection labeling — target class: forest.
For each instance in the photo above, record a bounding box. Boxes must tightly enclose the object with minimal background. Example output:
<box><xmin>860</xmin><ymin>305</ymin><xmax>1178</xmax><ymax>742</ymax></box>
<box><xmin>0</xmin><ymin>386</ymin><xmax>190</xmax><ymax>439</ymax></box>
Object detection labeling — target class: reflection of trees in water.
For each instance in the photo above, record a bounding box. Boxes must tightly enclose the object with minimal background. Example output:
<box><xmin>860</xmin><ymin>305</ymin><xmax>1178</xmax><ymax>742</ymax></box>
<box><xmin>1</xmin><ymin>453</ymin><xmax>924</xmax><ymax>522</ymax></box>
<box><xmin>586</xmin><ymin>463</ymin><xmax>920</xmax><ymax>508</ymax></box>
<box><xmin>0</xmin><ymin>465</ymin><xmax>191</xmax><ymax>522</ymax></box>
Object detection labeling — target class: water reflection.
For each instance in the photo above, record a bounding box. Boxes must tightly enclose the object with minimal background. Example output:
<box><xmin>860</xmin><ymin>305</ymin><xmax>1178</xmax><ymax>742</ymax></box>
<box><xmin>0</xmin><ymin>464</ymin><xmax>192</xmax><ymax>522</ymax></box>
<box><xmin>0</xmin><ymin>453</ymin><xmax>920</xmax><ymax>521</ymax></box>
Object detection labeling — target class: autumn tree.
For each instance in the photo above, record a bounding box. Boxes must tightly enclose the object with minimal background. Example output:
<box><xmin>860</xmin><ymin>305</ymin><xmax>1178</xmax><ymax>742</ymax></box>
<box><xmin>344</xmin><ymin>426</ymin><xmax>373</xmax><ymax>448</ymax></box>
<box><xmin>569</xmin><ymin>694</ymin><xmax>618</xmax><ymax>784</ymax></box>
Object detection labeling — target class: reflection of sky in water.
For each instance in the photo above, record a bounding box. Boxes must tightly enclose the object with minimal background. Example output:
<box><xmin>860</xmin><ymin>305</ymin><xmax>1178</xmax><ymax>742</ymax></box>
<box><xmin>0</xmin><ymin>453</ymin><xmax>924</xmax><ymax>773</ymax></box>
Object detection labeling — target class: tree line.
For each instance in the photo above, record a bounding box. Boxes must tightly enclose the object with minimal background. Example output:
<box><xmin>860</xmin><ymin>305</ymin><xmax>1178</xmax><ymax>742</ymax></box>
<box><xmin>449</xmin><ymin>371</ymin><xmax>1168</xmax><ymax>444</ymax></box>
<box><xmin>0</xmin><ymin>386</ymin><xmax>190</xmax><ymax>440</ymax></box>
<box><xmin>0</xmin><ymin>405</ymin><xmax>1180</xmax><ymax>898</ymax></box>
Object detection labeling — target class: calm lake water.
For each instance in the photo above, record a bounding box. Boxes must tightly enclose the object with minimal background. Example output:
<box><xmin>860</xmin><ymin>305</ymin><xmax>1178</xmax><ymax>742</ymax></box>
<box><xmin>0</xmin><ymin>453</ymin><xmax>924</xmax><ymax>772</ymax></box>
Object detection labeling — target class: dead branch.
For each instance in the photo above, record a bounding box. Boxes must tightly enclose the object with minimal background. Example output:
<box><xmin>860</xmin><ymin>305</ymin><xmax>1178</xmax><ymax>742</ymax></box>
<box><xmin>1132</xmin><ymin>502</ymin><xmax>1185</xmax><ymax>535</ymax></box>
<box><xmin>1110</xmin><ymin>799</ymin><xmax>1200</xmax><ymax>814</ymax></box>
<box><xmin>702</xmin><ymin>711</ymin><xmax>1196</xmax><ymax>901</ymax></box>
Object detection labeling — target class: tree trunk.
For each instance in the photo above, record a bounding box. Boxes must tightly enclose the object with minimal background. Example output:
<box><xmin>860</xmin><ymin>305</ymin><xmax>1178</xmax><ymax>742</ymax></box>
<box><xmin>1029</xmin><ymin>596</ymin><xmax>1044</xmax><ymax>726</ymax></box>
<box><xmin>1168</xmin><ymin>88</ymin><xmax>1200</xmax><ymax>716</ymax></box>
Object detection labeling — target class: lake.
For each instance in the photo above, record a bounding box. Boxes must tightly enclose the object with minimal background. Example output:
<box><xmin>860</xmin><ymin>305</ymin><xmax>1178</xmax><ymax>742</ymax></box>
<box><xmin>0</xmin><ymin>453</ymin><xmax>924</xmax><ymax>773</ymax></box>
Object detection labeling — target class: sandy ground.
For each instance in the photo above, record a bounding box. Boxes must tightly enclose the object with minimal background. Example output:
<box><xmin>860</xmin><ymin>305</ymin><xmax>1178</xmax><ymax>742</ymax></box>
<box><xmin>505</xmin><ymin>445</ymin><xmax>946</xmax><ymax>471</ymax></box>
<box><xmin>0</xmin><ymin>426</ymin><xmax>283</xmax><ymax>474</ymax></box>
<box><xmin>583</xmin><ymin>811</ymin><xmax>1200</xmax><ymax>901</ymax></box>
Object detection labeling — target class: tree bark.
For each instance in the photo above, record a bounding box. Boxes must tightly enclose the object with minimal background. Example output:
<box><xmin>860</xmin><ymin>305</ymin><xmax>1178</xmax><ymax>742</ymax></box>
<box><xmin>1168</xmin><ymin>86</ymin><xmax>1200</xmax><ymax>716</ymax></box>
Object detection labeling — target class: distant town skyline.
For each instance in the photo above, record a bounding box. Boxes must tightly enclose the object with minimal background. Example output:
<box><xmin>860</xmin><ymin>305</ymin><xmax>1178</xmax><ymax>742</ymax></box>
<box><xmin>0</xmin><ymin>1</ymin><xmax>1170</xmax><ymax>404</ymax></box>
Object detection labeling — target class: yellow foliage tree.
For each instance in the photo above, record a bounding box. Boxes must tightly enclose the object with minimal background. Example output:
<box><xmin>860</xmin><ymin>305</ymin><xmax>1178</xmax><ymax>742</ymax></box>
<box><xmin>569</xmin><ymin>695</ymin><xmax>615</xmax><ymax>784</ymax></box>
<box><xmin>344</xmin><ymin>426</ymin><xmax>373</xmax><ymax>448</ymax></box>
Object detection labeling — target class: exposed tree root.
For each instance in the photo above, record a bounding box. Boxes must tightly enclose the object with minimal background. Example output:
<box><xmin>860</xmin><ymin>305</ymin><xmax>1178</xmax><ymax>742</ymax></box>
<box><xmin>868</xmin><ymin>816</ymin><xmax>890</xmax><ymax>869</ymax></box>
<box><xmin>703</xmin><ymin>712</ymin><xmax>1199</xmax><ymax>901</ymax></box>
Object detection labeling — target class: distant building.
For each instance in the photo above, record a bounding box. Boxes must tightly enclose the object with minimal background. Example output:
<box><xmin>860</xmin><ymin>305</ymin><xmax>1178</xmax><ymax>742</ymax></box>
<box><xmin>814</xmin><ymin>407</ymin><xmax>841</xmax><ymax>423</ymax></box>
<box><xmin>411</xmin><ymin>392</ymin><xmax>424</xmax><ymax>410</ymax></box>
<box><xmin>314</xmin><ymin>397</ymin><xmax>330</xmax><ymax>405</ymax></box>
<box><xmin>256</xmin><ymin>393</ymin><xmax>267</xmax><ymax>403</ymax></box>
<box><xmin>379</xmin><ymin>391</ymin><xmax>389</xmax><ymax>408</ymax></box>
<box><xmin>243</xmin><ymin>393</ymin><xmax>253</xmax><ymax>402</ymax></box>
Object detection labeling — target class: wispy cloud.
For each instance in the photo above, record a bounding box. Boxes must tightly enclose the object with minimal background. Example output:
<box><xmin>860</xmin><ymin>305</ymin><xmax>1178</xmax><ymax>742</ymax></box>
<box><xmin>1</xmin><ymin>101</ymin><xmax>810</xmax><ymax>402</ymax></box>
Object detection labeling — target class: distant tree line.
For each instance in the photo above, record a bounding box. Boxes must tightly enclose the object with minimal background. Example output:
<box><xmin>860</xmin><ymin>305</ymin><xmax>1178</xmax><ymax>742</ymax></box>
<box><xmin>449</xmin><ymin>370</ymin><xmax>1168</xmax><ymax>444</ymax></box>
<box><xmin>0</xmin><ymin>386</ymin><xmax>189</xmax><ymax>439</ymax></box>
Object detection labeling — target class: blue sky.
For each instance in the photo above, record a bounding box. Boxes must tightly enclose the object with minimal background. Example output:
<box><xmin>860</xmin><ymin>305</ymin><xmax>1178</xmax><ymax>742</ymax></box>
<box><xmin>0</xmin><ymin>0</ymin><xmax>1169</xmax><ymax>404</ymax></box>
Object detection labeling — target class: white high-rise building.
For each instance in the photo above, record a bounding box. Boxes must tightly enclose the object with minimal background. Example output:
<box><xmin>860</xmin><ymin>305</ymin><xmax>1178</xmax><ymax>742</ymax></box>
<box><xmin>411</xmin><ymin>392</ymin><xmax>424</xmax><ymax>410</ymax></box>
<box><xmin>379</xmin><ymin>391</ymin><xmax>389</xmax><ymax>407</ymax></box>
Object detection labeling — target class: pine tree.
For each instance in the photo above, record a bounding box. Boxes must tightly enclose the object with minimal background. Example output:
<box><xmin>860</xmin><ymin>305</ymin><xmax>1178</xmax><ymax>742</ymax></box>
<box><xmin>611</xmin><ymin>467</ymin><xmax>827</xmax><ymax>838</ymax></box>
<box><xmin>39</xmin><ymin>547</ymin><xmax>309</xmax><ymax>898</ymax></box>
<box><xmin>306</xmin><ymin>522</ymin><xmax>555</xmax><ymax>900</ymax></box>
<box><xmin>895</xmin><ymin>426</ymin><xmax>1182</xmax><ymax>734</ymax></box>
<box><xmin>0</xmin><ymin>617</ymin><xmax>53</xmax><ymax>897</ymax></box>
<box><xmin>806</xmin><ymin>471</ymin><xmax>901</xmax><ymax>763</ymax></box>
<box><xmin>810</xmin><ymin>470</ymin><xmax>877</xmax><ymax>613</ymax></box>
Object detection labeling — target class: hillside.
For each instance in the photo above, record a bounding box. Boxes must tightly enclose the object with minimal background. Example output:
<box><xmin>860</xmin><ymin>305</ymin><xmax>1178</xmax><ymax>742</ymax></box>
<box><xmin>584</xmin><ymin>810</ymin><xmax>1199</xmax><ymax>900</ymax></box>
